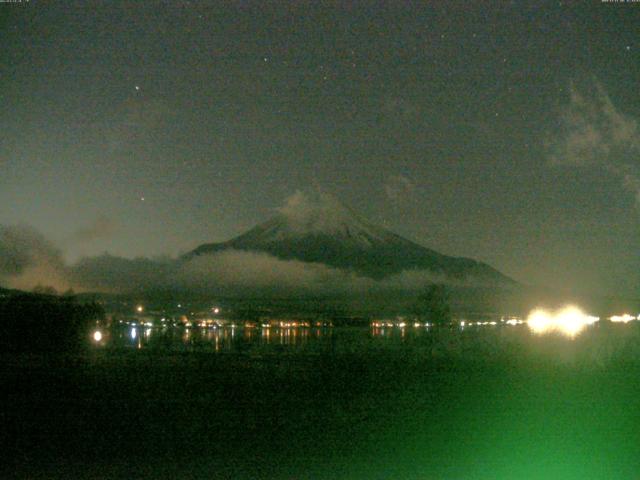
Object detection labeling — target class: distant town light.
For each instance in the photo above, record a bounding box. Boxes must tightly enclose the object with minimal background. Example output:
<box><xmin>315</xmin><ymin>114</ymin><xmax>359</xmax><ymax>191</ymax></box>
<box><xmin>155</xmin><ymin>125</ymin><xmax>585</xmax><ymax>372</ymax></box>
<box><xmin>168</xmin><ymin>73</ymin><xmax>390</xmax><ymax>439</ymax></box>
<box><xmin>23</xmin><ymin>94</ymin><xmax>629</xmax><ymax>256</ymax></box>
<box><xmin>93</xmin><ymin>331</ymin><xmax>102</xmax><ymax>342</ymax></box>
<box><xmin>527</xmin><ymin>306</ymin><xmax>598</xmax><ymax>337</ymax></box>
<box><xmin>610</xmin><ymin>314</ymin><xmax>636</xmax><ymax>323</ymax></box>
<box><xmin>136</xmin><ymin>305</ymin><xmax>143</xmax><ymax>313</ymax></box>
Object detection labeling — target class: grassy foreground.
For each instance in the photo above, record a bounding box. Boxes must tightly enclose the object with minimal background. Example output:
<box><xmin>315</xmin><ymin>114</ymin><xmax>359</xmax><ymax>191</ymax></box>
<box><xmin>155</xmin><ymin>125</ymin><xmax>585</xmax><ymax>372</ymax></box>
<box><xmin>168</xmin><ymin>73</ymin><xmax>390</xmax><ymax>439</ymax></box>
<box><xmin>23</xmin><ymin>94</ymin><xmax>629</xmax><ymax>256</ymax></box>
<box><xmin>3</xmin><ymin>325</ymin><xmax>640</xmax><ymax>479</ymax></box>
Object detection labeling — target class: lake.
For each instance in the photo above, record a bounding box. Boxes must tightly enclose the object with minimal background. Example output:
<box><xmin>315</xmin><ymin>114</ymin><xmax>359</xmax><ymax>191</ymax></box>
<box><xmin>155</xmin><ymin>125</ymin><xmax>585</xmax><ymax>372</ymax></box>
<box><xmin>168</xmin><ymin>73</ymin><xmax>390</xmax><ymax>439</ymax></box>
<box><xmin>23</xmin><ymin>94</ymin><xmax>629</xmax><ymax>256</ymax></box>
<box><xmin>4</xmin><ymin>321</ymin><xmax>640</xmax><ymax>479</ymax></box>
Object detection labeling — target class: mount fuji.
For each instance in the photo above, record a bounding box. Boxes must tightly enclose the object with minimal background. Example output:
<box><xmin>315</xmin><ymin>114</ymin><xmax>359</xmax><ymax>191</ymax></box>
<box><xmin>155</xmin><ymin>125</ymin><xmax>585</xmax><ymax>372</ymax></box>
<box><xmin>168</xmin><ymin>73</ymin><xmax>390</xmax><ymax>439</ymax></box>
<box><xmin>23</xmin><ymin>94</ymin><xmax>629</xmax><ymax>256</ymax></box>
<box><xmin>187</xmin><ymin>191</ymin><xmax>514</xmax><ymax>286</ymax></box>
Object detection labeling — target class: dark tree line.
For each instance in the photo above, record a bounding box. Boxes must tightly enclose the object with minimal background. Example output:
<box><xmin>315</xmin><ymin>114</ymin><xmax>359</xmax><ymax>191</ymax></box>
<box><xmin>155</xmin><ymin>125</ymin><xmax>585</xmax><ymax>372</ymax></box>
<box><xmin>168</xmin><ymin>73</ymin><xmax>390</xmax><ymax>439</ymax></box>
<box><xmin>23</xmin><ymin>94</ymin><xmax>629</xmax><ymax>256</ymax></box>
<box><xmin>413</xmin><ymin>283</ymin><xmax>452</xmax><ymax>325</ymax></box>
<box><xmin>0</xmin><ymin>292</ymin><xmax>105</xmax><ymax>353</ymax></box>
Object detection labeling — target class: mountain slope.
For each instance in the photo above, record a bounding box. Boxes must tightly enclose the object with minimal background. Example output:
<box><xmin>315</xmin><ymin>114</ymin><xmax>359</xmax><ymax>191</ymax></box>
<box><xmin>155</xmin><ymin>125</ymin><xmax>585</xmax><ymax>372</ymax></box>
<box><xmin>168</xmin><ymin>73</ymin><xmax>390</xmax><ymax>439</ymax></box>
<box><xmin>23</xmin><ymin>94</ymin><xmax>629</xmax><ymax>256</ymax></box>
<box><xmin>188</xmin><ymin>191</ymin><xmax>514</xmax><ymax>285</ymax></box>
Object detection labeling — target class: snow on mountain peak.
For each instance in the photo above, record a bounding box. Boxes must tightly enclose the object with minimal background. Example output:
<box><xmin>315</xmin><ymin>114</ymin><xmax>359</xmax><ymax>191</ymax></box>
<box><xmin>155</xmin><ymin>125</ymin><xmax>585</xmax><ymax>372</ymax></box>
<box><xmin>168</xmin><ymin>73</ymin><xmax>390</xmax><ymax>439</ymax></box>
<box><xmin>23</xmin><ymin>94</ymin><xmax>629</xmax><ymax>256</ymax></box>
<box><xmin>273</xmin><ymin>190</ymin><xmax>389</xmax><ymax>243</ymax></box>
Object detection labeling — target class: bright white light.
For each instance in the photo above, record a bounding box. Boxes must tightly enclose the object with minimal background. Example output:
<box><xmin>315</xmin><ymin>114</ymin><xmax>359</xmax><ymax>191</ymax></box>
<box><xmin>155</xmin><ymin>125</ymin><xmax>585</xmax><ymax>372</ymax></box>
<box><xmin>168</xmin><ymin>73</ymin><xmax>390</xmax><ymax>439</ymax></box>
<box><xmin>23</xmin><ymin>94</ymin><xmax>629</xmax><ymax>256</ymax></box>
<box><xmin>460</xmin><ymin>321</ymin><xmax>465</xmax><ymax>327</ymax></box>
<box><xmin>136</xmin><ymin>305</ymin><xmax>143</xmax><ymax>313</ymax></box>
<box><xmin>93</xmin><ymin>331</ymin><xmax>102</xmax><ymax>342</ymax></box>
<box><xmin>527</xmin><ymin>306</ymin><xmax>599</xmax><ymax>337</ymax></box>
<box><xmin>213</xmin><ymin>307</ymin><xmax>220</xmax><ymax>314</ymax></box>
<box><xmin>130</xmin><ymin>328</ymin><xmax>137</xmax><ymax>340</ymax></box>
<box><xmin>610</xmin><ymin>314</ymin><xmax>636</xmax><ymax>323</ymax></box>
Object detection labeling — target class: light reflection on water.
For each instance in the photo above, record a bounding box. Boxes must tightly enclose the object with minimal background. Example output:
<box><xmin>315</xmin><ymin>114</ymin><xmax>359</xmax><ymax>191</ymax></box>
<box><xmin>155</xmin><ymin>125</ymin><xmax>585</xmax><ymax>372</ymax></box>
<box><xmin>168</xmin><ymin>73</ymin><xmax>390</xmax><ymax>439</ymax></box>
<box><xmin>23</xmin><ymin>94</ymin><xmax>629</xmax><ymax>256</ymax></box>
<box><xmin>93</xmin><ymin>320</ymin><xmax>640</xmax><ymax>364</ymax></box>
<box><xmin>104</xmin><ymin>325</ymin><xmax>338</xmax><ymax>352</ymax></box>
<box><xmin>100</xmin><ymin>322</ymin><xmax>502</xmax><ymax>354</ymax></box>
<box><xmin>97</xmin><ymin>306</ymin><xmax>639</xmax><ymax>353</ymax></box>
<box><xmin>102</xmin><ymin>323</ymin><xmax>504</xmax><ymax>352</ymax></box>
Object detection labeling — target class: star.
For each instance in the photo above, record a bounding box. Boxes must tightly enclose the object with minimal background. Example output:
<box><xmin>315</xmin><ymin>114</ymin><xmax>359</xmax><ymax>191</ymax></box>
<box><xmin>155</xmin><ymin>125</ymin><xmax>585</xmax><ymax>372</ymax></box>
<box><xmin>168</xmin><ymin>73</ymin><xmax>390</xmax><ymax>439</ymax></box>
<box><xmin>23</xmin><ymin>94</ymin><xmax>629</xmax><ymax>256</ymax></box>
<box><xmin>625</xmin><ymin>45</ymin><xmax>631</xmax><ymax>51</ymax></box>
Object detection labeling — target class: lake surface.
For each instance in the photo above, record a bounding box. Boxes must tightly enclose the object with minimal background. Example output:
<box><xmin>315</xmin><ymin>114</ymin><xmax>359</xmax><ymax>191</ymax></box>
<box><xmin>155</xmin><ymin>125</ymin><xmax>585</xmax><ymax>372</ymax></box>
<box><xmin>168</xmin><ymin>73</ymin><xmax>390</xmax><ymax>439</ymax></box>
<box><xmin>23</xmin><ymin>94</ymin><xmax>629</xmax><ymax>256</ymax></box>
<box><xmin>93</xmin><ymin>322</ymin><xmax>544</xmax><ymax>353</ymax></box>
<box><xmin>95</xmin><ymin>320</ymin><xmax>640</xmax><ymax>362</ymax></box>
<box><xmin>5</xmin><ymin>321</ymin><xmax>640</xmax><ymax>479</ymax></box>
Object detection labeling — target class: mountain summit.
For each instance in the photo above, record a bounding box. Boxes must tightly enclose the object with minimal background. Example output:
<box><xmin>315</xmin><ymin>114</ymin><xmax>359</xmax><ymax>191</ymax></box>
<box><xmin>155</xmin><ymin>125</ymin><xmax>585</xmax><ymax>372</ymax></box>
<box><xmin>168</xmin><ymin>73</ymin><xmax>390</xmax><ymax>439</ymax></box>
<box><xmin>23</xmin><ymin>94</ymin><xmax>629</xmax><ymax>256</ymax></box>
<box><xmin>240</xmin><ymin>190</ymin><xmax>398</xmax><ymax>247</ymax></box>
<box><xmin>188</xmin><ymin>191</ymin><xmax>513</xmax><ymax>285</ymax></box>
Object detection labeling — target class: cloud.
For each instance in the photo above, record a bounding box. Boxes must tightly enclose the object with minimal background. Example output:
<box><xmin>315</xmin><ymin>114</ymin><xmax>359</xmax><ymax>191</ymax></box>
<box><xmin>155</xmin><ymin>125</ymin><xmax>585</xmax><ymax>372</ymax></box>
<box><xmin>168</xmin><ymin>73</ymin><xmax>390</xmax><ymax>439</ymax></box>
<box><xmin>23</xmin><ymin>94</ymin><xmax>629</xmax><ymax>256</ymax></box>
<box><xmin>0</xmin><ymin>225</ymin><xmax>69</xmax><ymax>292</ymax></box>
<box><xmin>548</xmin><ymin>78</ymin><xmax>640</xmax><ymax>205</ymax></box>
<box><xmin>174</xmin><ymin>250</ymin><xmax>363</xmax><ymax>294</ymax></box>
<box><xmin>66</xmin><ymin>248</ymin><xmax>482</xmax><ymax>296</ymax></box>
<box><xmin>172</xmin><ymin>250</ymin><xmax>466</xmax><ymax>295</ymax></box>
<box><xmin>275</xmin><ymin>189</ymin><xmax>365</xmax><ymax>235</ymax></box>
<box><xmin>1</xmin><ymin>223</ymin><xmax>490</xmax><ymax>295</ymax></box>
<box><xmin>384</xmin><ymin>174</ymin><xmax>416</xmax><ymax>202</ymax></box>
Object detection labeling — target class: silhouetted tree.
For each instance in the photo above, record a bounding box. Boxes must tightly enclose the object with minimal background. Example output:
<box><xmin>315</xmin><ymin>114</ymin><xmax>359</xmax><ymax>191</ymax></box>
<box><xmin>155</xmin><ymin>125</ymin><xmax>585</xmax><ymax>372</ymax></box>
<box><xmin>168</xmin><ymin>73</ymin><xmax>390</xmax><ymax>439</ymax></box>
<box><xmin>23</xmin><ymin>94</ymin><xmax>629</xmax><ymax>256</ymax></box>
<box><xmin>0</xmin><ymin>292</ymin><xmax>105</xmax><ymax>353</ymax></box>
<box><xmin>62</xmin><ymin>288</ymin><xmax>76</xmax><ymax>298</ymax></box>
<box><xmin>32</xmin><ymin>284</ymin><xmax>58</xmax><ymax>296</ymax></box>
<box><xmin>413</xmin><ymin>283</ymin><xmax>451</xmax><ymax>325</ymax></box>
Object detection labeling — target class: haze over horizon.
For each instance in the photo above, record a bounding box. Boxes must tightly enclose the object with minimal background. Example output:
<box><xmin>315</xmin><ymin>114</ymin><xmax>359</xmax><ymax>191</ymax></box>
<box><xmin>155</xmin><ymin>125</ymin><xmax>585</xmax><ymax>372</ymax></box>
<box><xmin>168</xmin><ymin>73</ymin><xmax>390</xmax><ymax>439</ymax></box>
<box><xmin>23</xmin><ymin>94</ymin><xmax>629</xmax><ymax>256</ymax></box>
<box><xmin>2</xmin><ymin>1</ymin><xmax>640</xmax><ymax>295</ymax></box>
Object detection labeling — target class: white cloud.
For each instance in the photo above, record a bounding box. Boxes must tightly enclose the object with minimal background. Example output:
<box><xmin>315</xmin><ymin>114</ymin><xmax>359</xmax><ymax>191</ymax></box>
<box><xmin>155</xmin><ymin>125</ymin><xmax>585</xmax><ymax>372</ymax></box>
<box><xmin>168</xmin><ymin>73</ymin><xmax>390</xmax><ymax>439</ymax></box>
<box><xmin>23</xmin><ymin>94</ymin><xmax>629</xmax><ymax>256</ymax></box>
<box><xmin>549</xmin><ymin>78</ymin><xmax>640</xmax><ymax>206</ymax></box>
<box><xmin>275</xmin><ymin>189</ymin><xmax>367</xmax><ymax>235</ymax></box>
<box><xmin>0</xmin><ymin>225</ymin><xmax>70</xmax><ymax>292</ymax></box>
<box><xmin>0</xmin><ymin>227</ymin><xmax>455</xmax><ymax>295</ymax></box>
<box><xmin>1</xmin><ymin>223</ymin><xmax>492</xmax><ymax>295</ymax></box>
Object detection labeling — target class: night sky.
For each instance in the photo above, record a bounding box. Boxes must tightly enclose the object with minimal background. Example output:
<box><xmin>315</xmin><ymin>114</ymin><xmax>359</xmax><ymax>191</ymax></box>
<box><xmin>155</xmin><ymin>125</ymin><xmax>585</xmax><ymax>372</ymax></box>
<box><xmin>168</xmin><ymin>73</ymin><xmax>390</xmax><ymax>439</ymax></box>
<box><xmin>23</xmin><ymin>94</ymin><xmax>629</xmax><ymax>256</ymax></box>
<box><xmin>2</xmin><ymin>1</ymin><xmax>639</xmax><ymax>294</ymax></box>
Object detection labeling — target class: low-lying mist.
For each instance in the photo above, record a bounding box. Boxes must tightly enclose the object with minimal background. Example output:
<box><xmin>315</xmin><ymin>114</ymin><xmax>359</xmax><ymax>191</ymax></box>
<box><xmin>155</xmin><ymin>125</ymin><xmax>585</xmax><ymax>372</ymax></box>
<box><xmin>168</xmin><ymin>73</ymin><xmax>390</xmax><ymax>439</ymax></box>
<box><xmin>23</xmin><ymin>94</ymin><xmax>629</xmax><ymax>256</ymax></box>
<box><xmin>0</xmin><ymin>224</ymin><xmax>476</xmax><ymax>297</ymax></box>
